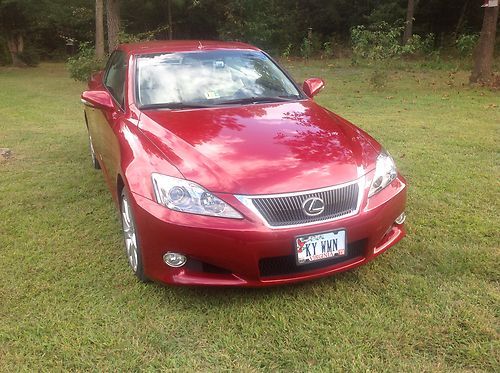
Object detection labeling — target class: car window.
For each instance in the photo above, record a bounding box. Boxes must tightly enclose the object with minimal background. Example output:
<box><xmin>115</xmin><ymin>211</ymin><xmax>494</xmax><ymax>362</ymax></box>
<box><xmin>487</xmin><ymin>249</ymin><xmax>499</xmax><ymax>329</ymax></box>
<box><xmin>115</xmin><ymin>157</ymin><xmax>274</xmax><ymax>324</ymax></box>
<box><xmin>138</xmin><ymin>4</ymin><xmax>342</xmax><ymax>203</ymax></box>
<box><xmin>104</xmin><ymin>51</ymin><xmax>127</xmax><ymax>107</ymax></box>
<box><xmin>135</xmin><ymin>50</ymin><xmax>302</xmax><ymax>108</ymax></box>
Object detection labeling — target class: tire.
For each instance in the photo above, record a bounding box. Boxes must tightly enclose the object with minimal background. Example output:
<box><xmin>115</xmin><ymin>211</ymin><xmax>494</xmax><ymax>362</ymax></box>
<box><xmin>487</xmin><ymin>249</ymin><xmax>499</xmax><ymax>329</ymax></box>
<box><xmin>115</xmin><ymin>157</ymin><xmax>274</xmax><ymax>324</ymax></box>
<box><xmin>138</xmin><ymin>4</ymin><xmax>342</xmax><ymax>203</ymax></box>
<box><xmin>120</xmin><ymin>187</ymin><xmax>148</xmax><ymax>282</ymax></box>
<box><xmin>88</xmin><ymin>132</ymin><xmax>101</xmax><ymax>170</ymax></box>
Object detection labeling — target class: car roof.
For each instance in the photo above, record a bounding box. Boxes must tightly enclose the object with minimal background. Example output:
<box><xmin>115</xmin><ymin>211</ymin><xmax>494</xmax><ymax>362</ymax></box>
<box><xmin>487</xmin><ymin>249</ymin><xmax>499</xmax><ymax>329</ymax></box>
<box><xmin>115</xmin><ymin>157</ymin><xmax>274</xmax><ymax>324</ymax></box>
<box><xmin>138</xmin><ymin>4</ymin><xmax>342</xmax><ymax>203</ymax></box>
<box><xmin>118</xmin><ymin>40</ymin><xmax>261</xmax><ymax>56</ymax></box>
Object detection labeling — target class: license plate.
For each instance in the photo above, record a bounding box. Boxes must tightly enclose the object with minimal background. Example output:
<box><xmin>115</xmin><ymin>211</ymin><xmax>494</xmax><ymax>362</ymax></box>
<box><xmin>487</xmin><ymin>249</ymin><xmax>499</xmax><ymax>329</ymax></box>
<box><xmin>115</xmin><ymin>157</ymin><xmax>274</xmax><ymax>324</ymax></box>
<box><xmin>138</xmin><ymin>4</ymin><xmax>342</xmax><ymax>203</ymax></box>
<box><xmin>295</xmin><ymin>230</ymin><xmax>347</xmax><ymax>265</ymax></box>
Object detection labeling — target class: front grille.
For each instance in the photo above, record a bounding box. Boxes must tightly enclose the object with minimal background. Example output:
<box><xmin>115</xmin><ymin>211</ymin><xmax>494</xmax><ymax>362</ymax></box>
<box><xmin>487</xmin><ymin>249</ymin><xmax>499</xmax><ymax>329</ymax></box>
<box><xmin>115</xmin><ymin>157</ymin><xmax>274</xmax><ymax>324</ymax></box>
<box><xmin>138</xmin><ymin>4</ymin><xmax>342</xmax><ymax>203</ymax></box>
<box><xmin>249</xmin><ymin>182</ymin><xmax>360</xmax><ymax>227</ymax></box>
<box><xmin>259</xmin><ymin>239</ymin><xmax>366</xmax><ymax>278</ymax></box>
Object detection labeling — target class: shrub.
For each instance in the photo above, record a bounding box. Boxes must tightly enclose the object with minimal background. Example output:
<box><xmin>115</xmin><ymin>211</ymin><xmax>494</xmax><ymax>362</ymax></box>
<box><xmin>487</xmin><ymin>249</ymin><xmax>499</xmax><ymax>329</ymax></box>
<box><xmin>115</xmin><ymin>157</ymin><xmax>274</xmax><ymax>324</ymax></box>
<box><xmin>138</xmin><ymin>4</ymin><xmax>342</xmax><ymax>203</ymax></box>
<box><xmin>456</xmin><ymin>34</ymin><xmax>479</xmax><ymax>56</ymax></box>
<box><xmin>351</xmin><ymin>22</ymin><xmax>435</xmax><ymax>61</ymax></box>
<box><xmin>67</xmin><ymin>42</ymin><xmax>105</xmax><ymax>82</ymax></box>
<box><xmin>351</xmin><ymin>22</ymin><xmax>403</xmax><ymax>61</ymax></box>
<box><xmin>300</xmin><ymin>37</ymin><xmax>312</xmax><ymax>60</ymax></box>
<box><xmin>321</xmin><ymin>42</ymin><xmax>334</xmax><ymax>59</ymax></box>
<box><xmin>401</xmin><ymin>33</ymin><xmax>435</xmax><ymax>56</ymax></box>
<box><xmin>281</xmin><ymin>43</ymin><xmax>293</xmax><ymax>60</ymax></box>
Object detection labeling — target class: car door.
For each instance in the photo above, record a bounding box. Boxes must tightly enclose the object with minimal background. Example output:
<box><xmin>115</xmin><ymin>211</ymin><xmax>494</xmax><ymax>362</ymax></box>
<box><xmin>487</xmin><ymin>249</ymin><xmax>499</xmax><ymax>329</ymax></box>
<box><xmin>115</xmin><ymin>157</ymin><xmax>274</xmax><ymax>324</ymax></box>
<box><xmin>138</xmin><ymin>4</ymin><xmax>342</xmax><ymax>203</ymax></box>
<box><xmin>86</xmin><ymin>50</ymin><xmax>127</xmax><ymax>192</ymax></box>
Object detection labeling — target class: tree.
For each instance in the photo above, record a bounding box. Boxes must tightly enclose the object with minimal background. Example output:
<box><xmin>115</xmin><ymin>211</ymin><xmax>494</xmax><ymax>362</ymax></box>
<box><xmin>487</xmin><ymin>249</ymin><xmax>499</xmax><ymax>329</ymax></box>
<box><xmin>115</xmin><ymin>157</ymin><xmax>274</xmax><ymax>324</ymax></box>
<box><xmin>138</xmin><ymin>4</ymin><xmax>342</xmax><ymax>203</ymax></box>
<box><xmin>167</xmin><ymin>0</ymin><xmax>172</xmax><ymax>40</ymax></box>
<box><xmin>96</xmin><ymin>0</ymin><xmax>105</xmax><ymax>58</ymax></box>
<box><xmin>403</xmin><ymin>0</ymin><xmax>416</xmax><ymax>45</ymax></box>
<box><xmin>106</xmin><ymin>0</ymin><xmax>120</xmax><ymax>52</ymax></box>
<box><xmin>470</xmin><ymin>3</ymin><xmax>499</xmax><ymax>83</ymax></box>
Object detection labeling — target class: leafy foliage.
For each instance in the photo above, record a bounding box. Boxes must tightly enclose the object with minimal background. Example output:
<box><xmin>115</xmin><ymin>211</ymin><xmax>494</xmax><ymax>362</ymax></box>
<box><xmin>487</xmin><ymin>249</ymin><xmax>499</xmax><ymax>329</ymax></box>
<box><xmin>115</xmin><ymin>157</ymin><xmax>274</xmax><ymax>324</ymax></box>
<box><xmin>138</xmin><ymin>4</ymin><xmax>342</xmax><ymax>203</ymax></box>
<box><xmin>67</xmin><ymin>43</ymin><xmax>105</xmax><ymax>82</ymax></box>
<box><xmin>300</xmin><ymin>37</ymin><xmax>312</xmax><ymax>60</ymax></box>
<box><xmin>456</xmin><ymin>33</ymin><xmax>479</xmax><ymax>56</ymax></box>
<box><xmin>321</xmin><ymin>42</ymin><xmax>334</xmax><ymax>59</ymax></box>
<box><xmin>351</xmin><ymin>22</ymin><xmax>404</xmax><ymax>61</ymax></box>
<box><xmin>0</xmin><ymin>0</ymin><xmax>489</xmax><ymax>64</ymax></box>
<box><xmin>281</xmin><ymin>43</ymin><xmax>293</xmax><ymax>60</ymax></box>
<box><xmin>351</xmin><ymin>22</ymin><xmax>436</xmax><ymax>62</ymax></box>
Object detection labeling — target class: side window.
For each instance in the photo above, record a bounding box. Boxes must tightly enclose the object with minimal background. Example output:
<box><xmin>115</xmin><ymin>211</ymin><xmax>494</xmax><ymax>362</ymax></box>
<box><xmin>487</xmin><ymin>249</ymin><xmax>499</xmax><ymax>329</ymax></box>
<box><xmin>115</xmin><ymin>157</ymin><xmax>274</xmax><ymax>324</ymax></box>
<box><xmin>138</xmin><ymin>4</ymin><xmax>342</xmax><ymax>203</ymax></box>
<box><xmin>104</xmin><ymin>51</ymin><xmax>127</xmax><ymax>107</ymax></box>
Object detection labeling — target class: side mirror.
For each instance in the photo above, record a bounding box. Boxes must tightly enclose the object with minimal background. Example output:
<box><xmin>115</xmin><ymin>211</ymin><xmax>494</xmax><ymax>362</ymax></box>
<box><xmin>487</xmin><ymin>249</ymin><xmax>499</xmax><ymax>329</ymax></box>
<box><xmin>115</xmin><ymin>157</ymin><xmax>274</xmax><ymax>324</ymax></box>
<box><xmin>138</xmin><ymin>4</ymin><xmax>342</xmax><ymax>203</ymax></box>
<box><xmin>81</xmin><ymin>90</ymin><xmax>114</xmax><ymax>110</ymax></box>
<box><xmin>303</xmin><ymin>78</ymin><xmax>325</xmax><ymax>98</ymax></box>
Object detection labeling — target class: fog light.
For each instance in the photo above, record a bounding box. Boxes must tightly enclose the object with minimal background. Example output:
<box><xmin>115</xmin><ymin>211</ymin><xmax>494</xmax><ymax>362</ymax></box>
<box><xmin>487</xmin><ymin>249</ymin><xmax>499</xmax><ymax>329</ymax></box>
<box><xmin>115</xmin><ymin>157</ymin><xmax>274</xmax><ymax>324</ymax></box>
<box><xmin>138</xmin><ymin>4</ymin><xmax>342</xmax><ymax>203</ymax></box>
<box><xmin>395</xmin><ymin>212</ymin><xmax>406</xmax><ymax>225</ymax></box>
<box><xmin>163</xmin><ymin>252</ymin><xmax>187</xmax><ymax>268</ymax></box>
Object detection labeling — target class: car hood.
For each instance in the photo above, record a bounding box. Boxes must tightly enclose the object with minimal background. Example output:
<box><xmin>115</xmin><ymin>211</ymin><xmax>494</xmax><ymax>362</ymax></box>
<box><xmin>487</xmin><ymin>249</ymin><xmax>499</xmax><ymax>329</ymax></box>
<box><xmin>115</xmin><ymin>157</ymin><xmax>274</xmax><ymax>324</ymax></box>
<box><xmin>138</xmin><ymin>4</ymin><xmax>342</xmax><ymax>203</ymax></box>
<box><xmin>139</xmin><ymin>100</ymin><xmax>380</xmax><ymax>195</ymax></box>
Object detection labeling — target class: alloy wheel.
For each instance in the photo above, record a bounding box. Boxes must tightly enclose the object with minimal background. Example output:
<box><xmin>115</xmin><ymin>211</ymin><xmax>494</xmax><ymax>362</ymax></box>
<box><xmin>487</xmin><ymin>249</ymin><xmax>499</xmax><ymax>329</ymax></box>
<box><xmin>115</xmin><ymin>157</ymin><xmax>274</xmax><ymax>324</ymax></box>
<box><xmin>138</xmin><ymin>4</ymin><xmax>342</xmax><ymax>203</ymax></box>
<box><xmin>121</xmin><ymin>193</ymin><xmax>138</xmax><ymax>273</ymax></box>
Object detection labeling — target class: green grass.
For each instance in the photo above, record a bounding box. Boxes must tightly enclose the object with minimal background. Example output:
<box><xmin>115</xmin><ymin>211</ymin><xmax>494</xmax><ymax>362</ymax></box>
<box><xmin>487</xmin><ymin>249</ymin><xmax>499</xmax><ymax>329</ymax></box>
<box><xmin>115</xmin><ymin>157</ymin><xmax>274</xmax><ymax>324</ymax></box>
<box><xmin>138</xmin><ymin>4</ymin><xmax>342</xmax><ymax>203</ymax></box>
<box><xmin>1</xmin><ymin>61</ymin><xmax>499</xmax><ymax>371</ymax></box>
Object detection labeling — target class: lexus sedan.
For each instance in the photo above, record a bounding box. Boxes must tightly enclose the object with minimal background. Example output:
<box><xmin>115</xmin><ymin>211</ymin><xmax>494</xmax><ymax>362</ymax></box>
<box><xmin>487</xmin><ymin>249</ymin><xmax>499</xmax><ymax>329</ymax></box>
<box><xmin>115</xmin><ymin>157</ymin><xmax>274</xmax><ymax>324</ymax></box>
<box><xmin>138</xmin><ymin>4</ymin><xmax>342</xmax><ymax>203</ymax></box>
<box><xmin>81</xmin><ymin>41</ymin><xmax>407</xmax><ymax>286</ymax></box>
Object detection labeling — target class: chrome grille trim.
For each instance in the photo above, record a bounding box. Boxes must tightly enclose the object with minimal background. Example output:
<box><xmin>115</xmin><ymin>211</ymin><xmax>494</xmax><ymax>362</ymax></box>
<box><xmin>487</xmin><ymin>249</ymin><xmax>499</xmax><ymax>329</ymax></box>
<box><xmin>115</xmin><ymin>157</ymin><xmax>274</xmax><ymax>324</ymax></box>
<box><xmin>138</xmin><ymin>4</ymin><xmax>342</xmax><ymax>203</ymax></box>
<box><xmin>236</xmin><ymin>177</ymin><xmax>364</xmax><ymax>229</ymax></box>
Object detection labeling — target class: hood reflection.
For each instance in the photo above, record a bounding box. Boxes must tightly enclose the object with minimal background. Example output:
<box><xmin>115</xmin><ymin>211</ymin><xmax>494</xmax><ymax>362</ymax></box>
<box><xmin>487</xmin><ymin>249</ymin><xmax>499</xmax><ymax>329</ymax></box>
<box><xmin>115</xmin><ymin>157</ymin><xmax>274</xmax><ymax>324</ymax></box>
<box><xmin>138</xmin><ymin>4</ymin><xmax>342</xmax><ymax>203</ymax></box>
<box><xmin>141</xmin><ymin>101</ymin><xmax>379</xmax><ymax>194</ymax></box>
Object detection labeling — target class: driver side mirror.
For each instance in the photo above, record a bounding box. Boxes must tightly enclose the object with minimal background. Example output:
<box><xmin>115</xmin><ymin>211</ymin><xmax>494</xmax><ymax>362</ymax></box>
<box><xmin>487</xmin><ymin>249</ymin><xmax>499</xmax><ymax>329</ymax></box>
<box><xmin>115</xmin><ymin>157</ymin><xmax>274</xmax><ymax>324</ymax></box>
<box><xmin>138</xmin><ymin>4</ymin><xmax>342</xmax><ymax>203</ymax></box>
<box><xmin>81</xmin><ymin>90</ymin><xmax>114</xmax><ymax>110</ymax></box>
<box><xmin>303</xmin><ymin>78</ymin><xmax>325</xmax><ymax>98</ymax></box>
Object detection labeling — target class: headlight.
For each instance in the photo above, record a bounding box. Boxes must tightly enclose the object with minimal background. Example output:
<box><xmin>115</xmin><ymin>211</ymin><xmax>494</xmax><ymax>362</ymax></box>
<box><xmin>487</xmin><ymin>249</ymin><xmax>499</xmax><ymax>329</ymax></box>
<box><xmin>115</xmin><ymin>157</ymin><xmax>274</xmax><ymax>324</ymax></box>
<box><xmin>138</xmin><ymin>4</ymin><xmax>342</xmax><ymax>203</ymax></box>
<box><xmin>151</xmin><ymin>173</ymin><xmax>243</xmax><ymax>219</ymax></box>
<box><xmin>368</xmin><ymin>151</ymin><xmax>397</xmax><ymax>197</ymax></box>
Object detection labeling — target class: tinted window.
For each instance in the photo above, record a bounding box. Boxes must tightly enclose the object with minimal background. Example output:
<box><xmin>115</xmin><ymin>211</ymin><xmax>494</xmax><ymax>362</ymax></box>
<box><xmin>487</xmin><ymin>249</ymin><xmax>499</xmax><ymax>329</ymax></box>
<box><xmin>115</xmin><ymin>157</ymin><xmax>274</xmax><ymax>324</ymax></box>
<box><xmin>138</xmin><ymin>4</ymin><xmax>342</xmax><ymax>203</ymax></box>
<box><xmin>135</xmin><ymin>50</ymin><xmax>301</xmax><ymax>107</ymax></box>
<box><xmin>104</xmin><ymin>51</ymin><xmax>126</xmax><ymax>107</ymax></box>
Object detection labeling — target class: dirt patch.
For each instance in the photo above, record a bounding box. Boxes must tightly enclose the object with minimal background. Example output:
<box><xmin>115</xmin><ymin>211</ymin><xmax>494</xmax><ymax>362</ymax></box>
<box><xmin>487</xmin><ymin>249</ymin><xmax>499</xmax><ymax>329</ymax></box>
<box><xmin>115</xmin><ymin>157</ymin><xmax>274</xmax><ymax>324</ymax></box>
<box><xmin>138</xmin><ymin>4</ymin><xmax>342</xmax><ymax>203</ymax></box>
<box><xmin>0</xmin><ymin>148</ymin><xmax>13</xmax><ymax>162</ymax></box>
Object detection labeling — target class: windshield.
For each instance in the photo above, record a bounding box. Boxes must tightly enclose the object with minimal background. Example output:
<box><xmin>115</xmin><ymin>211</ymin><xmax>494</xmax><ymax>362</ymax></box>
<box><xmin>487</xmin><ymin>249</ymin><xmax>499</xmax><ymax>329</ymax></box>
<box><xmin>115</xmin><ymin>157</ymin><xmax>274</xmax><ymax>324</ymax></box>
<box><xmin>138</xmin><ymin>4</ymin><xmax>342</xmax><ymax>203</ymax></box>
<box><xmin>135</xmin><ymin>50</ymin><xmax>302</xmax><ymax>108</ymax></box>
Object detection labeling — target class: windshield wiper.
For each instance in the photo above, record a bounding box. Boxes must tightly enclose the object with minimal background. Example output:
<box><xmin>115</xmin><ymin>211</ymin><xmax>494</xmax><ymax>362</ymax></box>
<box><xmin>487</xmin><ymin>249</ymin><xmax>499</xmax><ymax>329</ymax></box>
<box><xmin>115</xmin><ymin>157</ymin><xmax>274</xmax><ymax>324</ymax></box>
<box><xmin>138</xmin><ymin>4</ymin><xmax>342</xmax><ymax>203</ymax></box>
<box><xmin>214</xmin><ymin>96</ymin><xmax>298</xmax><ymax>106</ymax></box>
<box><xmin>140</xmin><ymin>102</ymin><xmax>215</xmax><ymax>110</ymax></box>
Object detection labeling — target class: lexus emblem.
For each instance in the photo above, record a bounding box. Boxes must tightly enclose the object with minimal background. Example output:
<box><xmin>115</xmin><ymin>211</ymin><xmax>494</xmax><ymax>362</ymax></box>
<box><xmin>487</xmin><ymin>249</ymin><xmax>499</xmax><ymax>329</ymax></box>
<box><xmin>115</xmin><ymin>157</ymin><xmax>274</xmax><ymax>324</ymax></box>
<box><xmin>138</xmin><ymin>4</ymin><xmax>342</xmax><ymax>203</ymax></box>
<box><xmin>302</xmin><ymin>197</ymin><xmax>325</xmax><ymax>216</ymax></box>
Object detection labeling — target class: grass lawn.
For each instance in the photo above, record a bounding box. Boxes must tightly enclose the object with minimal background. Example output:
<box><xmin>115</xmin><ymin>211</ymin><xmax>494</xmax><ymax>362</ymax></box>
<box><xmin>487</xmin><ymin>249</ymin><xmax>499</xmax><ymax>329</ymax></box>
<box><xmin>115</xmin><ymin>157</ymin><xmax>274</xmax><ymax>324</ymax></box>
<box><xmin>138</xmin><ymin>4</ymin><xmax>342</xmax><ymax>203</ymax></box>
<box><xmin>0</xmin><ymin>60</ymin><xmax>498</xmax><ymax>371</ymax></box>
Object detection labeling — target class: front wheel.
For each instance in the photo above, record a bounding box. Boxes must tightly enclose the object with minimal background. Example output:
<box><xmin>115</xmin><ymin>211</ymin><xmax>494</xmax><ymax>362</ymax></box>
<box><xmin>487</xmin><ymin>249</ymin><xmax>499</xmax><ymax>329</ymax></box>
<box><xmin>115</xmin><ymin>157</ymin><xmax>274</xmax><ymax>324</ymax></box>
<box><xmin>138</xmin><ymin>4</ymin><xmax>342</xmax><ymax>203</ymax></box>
<box><xmin>120</xmin><ymin>188</ymin><xmax>148</xmax><ymax>282</ymax></box>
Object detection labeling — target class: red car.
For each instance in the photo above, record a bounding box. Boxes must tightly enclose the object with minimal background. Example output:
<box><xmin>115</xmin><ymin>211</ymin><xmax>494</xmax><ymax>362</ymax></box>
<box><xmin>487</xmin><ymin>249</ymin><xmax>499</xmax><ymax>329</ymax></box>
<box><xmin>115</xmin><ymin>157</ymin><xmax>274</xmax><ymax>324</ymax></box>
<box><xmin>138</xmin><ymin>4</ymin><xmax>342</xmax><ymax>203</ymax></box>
<box><xmin>81</xmin><ymin>41</ymin><xmax>407</xmax><ymax>287</ymax></box>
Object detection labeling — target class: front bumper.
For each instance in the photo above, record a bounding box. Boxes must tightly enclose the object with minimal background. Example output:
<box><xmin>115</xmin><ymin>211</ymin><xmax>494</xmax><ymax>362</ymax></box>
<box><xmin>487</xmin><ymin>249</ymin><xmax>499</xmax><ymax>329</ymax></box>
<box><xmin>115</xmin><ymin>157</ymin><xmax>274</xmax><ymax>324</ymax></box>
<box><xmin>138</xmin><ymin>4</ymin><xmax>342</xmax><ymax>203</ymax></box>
<box><xmin>131</xmin><ymin>175</ymin><xmax>407</xmax><ymax>287</ymax></box>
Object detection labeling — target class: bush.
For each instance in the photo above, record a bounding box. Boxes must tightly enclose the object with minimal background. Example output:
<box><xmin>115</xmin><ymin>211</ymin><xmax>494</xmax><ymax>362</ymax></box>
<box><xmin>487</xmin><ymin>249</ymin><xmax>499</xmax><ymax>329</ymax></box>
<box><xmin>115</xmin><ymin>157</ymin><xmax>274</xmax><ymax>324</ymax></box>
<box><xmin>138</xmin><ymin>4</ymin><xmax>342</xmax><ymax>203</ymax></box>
<box><xmin>281</xmin><ymin>43</ymin><xmax>293</xmax><ymax>60</ymax></box>
<box><xmin>321</xmin><ymin>42</ymin><xmax>334</xmax><ymax>59</ymax></box>
<box><xmin>456</xmin><ymin>34</ymin><xmax>479</xmax><ymax>56</ymax></box>
<box><xmin>351</xmin><ymin>22</ymin><xmax>403</xmax><ymax>61</ymax></box>
<box><xmin>401</xmin><ymin>33</ymin><xmax>435</xmax><ymax>56</ymax></box>
<box><xmin>351</xmin><ymin>22</ymin><xmax>435</xmax><ymax>61</ymax></box>
<box><xmin>67</xmin><ymin>43</ymin><xmax>105</xmax><ymax>82</ymax></box>
<box><xmin>300</xmin><ymin>37</ymin><xmax>312</xmax><ymax>59</ymax></box>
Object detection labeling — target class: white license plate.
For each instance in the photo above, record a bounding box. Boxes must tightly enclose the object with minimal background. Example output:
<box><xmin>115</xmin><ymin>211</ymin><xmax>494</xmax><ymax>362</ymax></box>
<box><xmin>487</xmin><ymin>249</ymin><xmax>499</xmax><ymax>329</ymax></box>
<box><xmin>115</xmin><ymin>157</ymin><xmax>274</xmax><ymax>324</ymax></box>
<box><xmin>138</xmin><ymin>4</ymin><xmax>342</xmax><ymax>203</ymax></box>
<box><xmin>295</xmin><ymin>230</ymin><xmax>347</xmax><ymax>265</ymax></box>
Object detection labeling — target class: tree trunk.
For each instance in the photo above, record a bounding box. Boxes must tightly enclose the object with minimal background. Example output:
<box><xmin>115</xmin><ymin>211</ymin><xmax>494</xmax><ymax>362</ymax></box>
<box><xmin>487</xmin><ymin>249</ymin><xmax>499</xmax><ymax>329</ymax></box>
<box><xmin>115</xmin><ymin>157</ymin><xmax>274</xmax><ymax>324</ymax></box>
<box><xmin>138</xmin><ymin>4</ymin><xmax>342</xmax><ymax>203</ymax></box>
<box><xmin>403</xmin><ymin>0</ymin><xmax>415</xmax><ymax>45</ymax></box>
<box><xmin>6</xmin><ymin>34</ymin><xmax>25</xmax><ymax>67</ymax></box>
<box><xmin>167</xmin><ymin>0</ymin><xmax>173</xmax><ymax>40</ymax></box>
<box><xmin>106</xmin><ymin>0</ymin><xmax>120</xmax><ymax>52</ymax></box>
<box><xmin>96</xmin><ymin>0</ymin><xmax>105</xmax><ymax>58</ymax></box>
<box><xmin>470</xmin><ymin>5</ymin><xmax>499</xmax><ymax>83</ymax></box>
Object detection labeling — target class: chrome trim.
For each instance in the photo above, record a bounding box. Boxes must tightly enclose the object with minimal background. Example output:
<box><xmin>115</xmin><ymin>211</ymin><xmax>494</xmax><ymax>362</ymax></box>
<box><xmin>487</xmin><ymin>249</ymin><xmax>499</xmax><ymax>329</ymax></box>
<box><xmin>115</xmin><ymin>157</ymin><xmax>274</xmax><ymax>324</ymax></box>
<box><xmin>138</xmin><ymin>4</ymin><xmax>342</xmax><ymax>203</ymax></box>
<box><xmin>81</xmin><ymin>98</ymin><xmax>95</xmax><ymax>107</ymax></box>
<box><xmin>236</xmin><ymin>177</ymin><xmax>365</xmax><ymax>229</ymax></box>
<box><xmin>395</xmin><ymin>212</ymin><xmax>406</xmax><ymax>225</ymax></box>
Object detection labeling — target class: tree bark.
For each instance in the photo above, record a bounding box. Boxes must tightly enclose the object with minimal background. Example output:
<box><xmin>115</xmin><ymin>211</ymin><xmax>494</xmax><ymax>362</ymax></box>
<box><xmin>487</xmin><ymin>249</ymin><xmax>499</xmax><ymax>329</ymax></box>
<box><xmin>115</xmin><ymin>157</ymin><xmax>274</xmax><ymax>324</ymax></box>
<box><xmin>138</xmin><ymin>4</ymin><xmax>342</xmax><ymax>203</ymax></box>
<box><xmin>470</xmin><ymin>5</ymin><xmax>499</xmax><ymax>83</ymax></box>
<box><xmin>403</xmin><ymin>0</ymin><xmax>415</xmax><ymax>45</ymax></box>
<box><xmin>167</xmin><ymin>0</ymin><xmax>173</xmax><ymax>40</ymax></box>
<box><xmin>95</xmin><ymin>0</ymin><xmax>105</xmax><ymax>58</ymax></box>
<box><xmin>6</xmin><ymin>34</ymin><xmax>25</xmax><ymax>67</ymax></box>
<box><xmin>106</xmin><ymin>0</ymin><xmax>120</xmax><ymax>52</ymax></box>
